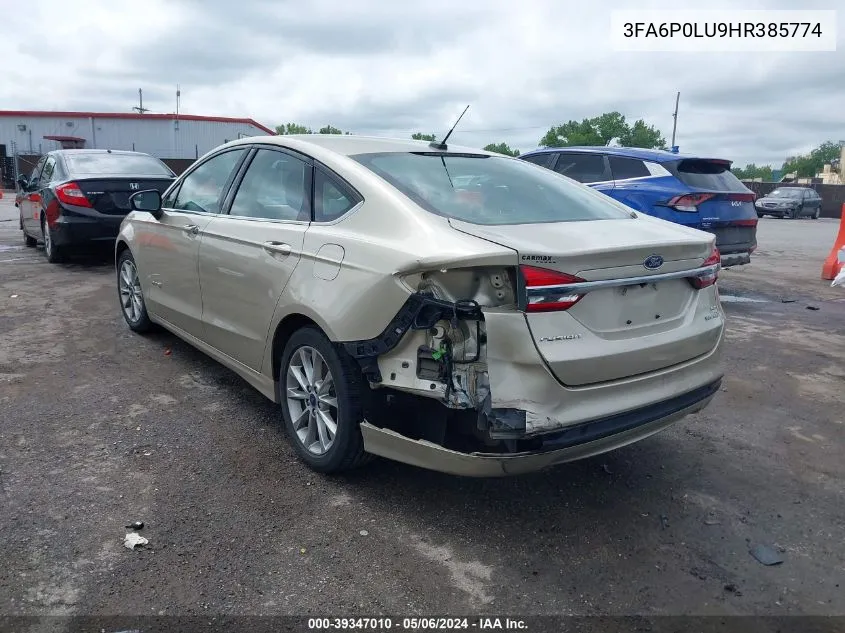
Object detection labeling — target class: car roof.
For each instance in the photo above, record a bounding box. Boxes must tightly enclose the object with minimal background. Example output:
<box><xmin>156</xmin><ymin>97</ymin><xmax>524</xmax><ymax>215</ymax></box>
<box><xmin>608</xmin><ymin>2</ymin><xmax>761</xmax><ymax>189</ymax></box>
<box><xmin>520</xmin><ymin>146</ymin><xmax>729</xmax><ymax>164</ymax></box>
<box><xmin>51</xmin><ymin>149</ymin><xmax>158</xmax><ymax>158</ymax></box>
<box><xmin>221</xmin><ymin>134</ymin><xmax>499</xmax><ymax>157</ymax></box>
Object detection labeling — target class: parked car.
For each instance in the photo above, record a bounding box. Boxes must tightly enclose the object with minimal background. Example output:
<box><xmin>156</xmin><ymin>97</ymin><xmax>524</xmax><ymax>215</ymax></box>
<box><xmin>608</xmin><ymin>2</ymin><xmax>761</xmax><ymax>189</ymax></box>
<box><xmin>755</xmin><ymin>186</ymin><xmax>822</xmax><ymax>219</ymax></box>
<box><xmin>519</xmin><ymin>147</ymin><xmax>758</xmax><ymax>268</ymax></box>
<box><xmin>116</xmin><ymin>135</ymin><xmax>725</xmax><ymax>477</ymax></box>
<box><xmin>18</xmin><ymin>149</ymin><xmax>176</xmax><ymax>262</ymax></box>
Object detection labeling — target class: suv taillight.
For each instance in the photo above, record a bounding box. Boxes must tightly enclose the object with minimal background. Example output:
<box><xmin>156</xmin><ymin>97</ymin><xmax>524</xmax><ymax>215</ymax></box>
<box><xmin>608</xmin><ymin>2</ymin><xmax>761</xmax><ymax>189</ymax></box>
<box><xmin>690</xmin><ymin>248</ymin><xmax>720</xmax><ymax>289</ymax></box>
<box><xmin>520</xmin><ymin>265</ymin><xmax>586</xmax><ymax>312</ymax></box>
<box><xmin>666</xmin><ymin>193</ymin><xmax>715</xmax><ymax>212</ymax></box>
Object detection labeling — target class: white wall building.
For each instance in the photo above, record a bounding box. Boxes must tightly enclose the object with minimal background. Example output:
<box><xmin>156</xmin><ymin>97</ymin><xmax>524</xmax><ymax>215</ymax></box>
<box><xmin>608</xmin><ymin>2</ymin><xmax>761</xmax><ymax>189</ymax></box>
<box><xmin>0</xmin><ymin>110</ymin><xmax>274</xmax><ymax>162</ymax></box>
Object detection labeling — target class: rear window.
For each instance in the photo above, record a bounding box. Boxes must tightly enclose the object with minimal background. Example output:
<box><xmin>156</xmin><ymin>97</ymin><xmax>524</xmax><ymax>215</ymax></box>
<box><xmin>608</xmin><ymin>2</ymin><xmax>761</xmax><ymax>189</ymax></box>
<box><xmin>673</xmin><ymin>159</ymin><xmax>746</xmax><ymax>191</ymax></box>
<box><xmin>64</xmin><ymin>153</ymin><xmax>174</xmax><ymax>177</ymax></box>
<box><xmin>351</xmin><ymin>152</ymin><xmax>631</xmax><ymax>225</ymax></box>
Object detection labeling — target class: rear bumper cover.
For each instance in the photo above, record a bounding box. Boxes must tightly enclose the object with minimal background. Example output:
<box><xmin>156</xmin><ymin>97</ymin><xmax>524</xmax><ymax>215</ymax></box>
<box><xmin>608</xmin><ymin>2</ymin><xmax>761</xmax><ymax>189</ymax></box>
<box><xmin>360</xmin><ymin>378</ymin><xmax>721</xmax><ymax>477</ymax></box>
<box><xmin>50</xmin><ymin>215</ymin><xmax>123</xmax><ymax>247</ymax></box>
<box><xmin>720</xmin><ymin>252</ymin><xmax>751</xmax><ymax>267</ymax></box>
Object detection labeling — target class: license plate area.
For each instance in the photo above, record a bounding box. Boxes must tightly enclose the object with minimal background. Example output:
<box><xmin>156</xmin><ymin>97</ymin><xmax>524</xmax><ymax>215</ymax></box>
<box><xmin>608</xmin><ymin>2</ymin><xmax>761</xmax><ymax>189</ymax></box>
<box><xmin>616</xmin><ymin>283</ymin><xmax>665</xmax><ymax>326</ymax></box>
<box><xmin>568</xmin><ymin>279</ymin><xmax>693</xmax><ymax>333</ymax></box>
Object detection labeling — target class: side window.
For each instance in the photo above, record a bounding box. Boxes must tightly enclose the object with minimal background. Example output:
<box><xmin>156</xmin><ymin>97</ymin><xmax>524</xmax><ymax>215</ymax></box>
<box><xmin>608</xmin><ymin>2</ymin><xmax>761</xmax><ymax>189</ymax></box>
<box><xmin>521</xmin><ymin>153</ymin><xmax>554</xmax><ymax>169</ymax></box>
<box><xmin>314</xmin><ymin>168</ymin><xmax>360</xmax><ymax>222</ymax></box>
<box><xmin>41</xmin><ymin>157</ymin><xmax>56</xmax><ymax>183</ymax></box>
<box><xmin>173</xmin><ymin>149</ymin><xmax>246</xmax><ymax>214</ymax></box>
<box><xmin>162</xmin><ymin>182</ymin><xmax>180</xmax><ymax>208</ymax></box>
<box><xmin>28</xmin><ymin>157</ymin><xmax>47</xmax><ymax>189</ymax></box>
<box><xmin>229</xmin><ymin>149</ymin><xmax>311</xmax><ymax>221</ymax></box>
<box><xmin>553</xmin><ymin>153</ymin><xmax>609</xmax><ymax>183</ymax></box>
<box><xmin>609</xmin><ymin>156</ymin><xmax>650</xmax><ymax>180</ymax></box>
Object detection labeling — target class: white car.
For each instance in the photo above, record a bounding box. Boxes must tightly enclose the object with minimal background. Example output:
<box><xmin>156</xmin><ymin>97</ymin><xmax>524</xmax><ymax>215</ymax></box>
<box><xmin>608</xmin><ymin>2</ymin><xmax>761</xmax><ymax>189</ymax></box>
<box><xmin>116</xmin><ymin>134</ymin><xmax>725</xmax><ymax>477</ymax></box>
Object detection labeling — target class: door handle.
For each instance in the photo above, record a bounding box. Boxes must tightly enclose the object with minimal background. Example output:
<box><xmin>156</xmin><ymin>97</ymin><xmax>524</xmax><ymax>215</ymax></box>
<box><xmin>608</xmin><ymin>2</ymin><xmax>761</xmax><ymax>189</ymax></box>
<box><xmin>184</xmin><ymin>224</ymin><xmax>200</xmax><ymax>235</ymax></box>
<box><xmin>263</xmin><ymin>241</ymin><xmax>292</xmax><ymax>256</ymax></box>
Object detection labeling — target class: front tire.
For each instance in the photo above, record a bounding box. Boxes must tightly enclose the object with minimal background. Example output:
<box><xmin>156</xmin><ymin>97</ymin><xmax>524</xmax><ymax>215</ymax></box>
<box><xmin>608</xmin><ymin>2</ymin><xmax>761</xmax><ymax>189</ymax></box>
<box><xmin>278</xmin><ymin>327</ymin><xmax>371</xmax><ymax>474</ymax></box>
<box><xmin>42</xmin><ymin>218</ymin><xmax>64</xmax><ymax>263</ymax></box>
<box><xmin>117</xmin><ymin>249</ymin><xmax>154</xmax><ymax>333</ymax></box>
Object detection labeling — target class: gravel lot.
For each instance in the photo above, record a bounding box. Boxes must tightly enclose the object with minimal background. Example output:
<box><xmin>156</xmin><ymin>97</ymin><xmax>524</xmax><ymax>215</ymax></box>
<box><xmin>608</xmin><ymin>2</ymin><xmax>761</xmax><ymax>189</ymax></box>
<box><xmin>1</xmin><ymin>196</ymin><xmax>843</xmax><ymax>624</ymax></box>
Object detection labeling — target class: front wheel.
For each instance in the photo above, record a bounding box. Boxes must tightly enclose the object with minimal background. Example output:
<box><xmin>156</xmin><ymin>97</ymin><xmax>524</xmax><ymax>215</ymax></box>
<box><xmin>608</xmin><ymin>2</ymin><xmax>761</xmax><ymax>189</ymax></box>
<box><xmin>117</xmin><ymin>249</ymin><xmax>154</xmax><ymax>333</ymax></box>
<box><xmin>278</xmin><ymin>327</ymin><xmax>372</xmax><ymax>474</ymax></box>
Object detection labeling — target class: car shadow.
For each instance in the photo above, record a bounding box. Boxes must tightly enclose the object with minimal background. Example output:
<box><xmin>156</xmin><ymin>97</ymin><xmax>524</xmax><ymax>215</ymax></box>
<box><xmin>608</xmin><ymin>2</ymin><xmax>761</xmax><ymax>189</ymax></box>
<box><xmin>123</xmin><ymin>306</ymin><xmax>713</xmax><ymax>556</ymax></box>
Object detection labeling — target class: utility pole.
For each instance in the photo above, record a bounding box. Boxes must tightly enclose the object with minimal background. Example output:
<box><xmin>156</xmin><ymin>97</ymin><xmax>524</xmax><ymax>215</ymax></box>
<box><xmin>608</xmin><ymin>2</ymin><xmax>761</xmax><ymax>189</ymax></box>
<box><xmin>670</xmin><ymin>91</ymin><xmax>680</xmax><ymax>148</ymax></box>
<box><xmin>132</xmin><ymin>89</ymin><xmax>149</xmax><ymax>114</ymax></box>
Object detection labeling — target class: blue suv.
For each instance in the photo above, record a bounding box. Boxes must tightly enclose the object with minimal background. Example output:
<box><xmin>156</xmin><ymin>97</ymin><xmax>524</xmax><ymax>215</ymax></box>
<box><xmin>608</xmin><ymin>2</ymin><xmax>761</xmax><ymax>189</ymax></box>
<box><xmin>519</xmin><ymin>147</ymin><xmax>758</xmax><ymax>267</ymax></box>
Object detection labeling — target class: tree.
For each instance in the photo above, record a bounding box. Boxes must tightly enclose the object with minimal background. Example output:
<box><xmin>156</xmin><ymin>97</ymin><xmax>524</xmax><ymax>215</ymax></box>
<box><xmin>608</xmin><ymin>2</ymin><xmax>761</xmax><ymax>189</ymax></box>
<box><xmin>318</xmin><ymin>125</ymin><xmax>344</xmax><ymax>134</ymax></box>
<box><xmin>275</xmin><ymin>123</ymin><xmax>312</xmax><ymax>135</ymax></box>
<box><xmin>540</xmin><ymin>111</ymin><xmax>665</xmax><ymax>149</ymax></box>
<box><xmin>621</xmin><ymin>119</ymin><xmax>666</xmax><ymax>149</ymax></box>
<box><xmin>483</xmin><ymin>142</ymin><xmax>520</xmax><ymax>157</ymax></box>
<box><xmin>781</xmin><ymin>140</ymin><xmax>841</xmax><ymax>178</ymax></box>
<box><xmin>732</xmin><ymin>163</ymin><xmax>774</xmax><ymax>181</ymax></box>
<box><xmin>412</xmin><ymin>133</ymin><xmax>437</xmax><ymax>141</ymax></box>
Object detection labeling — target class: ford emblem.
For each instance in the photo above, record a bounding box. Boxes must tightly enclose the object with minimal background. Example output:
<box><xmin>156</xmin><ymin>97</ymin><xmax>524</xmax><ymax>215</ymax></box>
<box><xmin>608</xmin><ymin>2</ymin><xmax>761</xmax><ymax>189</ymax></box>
<box><xmin>643</xmin><ymin>254</ymin><xmax>664</xmax><ymax>270</ymax></box>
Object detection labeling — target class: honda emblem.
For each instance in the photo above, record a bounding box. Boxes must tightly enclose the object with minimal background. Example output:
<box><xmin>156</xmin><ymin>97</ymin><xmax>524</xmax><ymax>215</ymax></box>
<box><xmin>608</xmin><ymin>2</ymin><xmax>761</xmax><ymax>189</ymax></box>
<box><xmin>129</xmin><ymin>183</ymin><xmax>139</xmax><ymax>190</ymax></box>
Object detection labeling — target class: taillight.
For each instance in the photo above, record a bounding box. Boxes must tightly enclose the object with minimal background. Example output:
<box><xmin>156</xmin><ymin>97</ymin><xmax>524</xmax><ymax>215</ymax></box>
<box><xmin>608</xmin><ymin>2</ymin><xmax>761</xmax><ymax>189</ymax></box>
<box><xmin>520</xmin><ymin>265</ymin><xmax>585</xmax><ymax>312</ymax></box>
<box><xmin>55</xmin><ymin>182</ymin><xmax>92</xmax><ymax>208</ymax></box>
<box><xmin>731</xmin><ymin>219</ymin><xmax>758</xmax><ymax>227</ymax></box>
<box><xmin>690</xmin><ymin>248</ymin><xmax>720</xmax><ymax>289</ymax></box>
<box><xmin>666</xmin><ymin>193</ymin><xmax>715</xmax><ymax>212</ymax></box>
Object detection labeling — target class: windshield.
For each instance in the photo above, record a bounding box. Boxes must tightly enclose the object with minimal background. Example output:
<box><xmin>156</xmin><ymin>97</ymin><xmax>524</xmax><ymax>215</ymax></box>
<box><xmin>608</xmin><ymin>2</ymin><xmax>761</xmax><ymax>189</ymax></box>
<box><xmin>65</xmin><ymin>153</ymin><xmax>174</xmax><ymax>177</ymax></box>
<box><xmin>351</xmin><ymin>152</ymin><xmax>632</xmax><ymax>225</ymax></box>
<box><xmin>769</xmin><ymin>188</ymin><xmax>804</xmax><ymax>198</ymax></box>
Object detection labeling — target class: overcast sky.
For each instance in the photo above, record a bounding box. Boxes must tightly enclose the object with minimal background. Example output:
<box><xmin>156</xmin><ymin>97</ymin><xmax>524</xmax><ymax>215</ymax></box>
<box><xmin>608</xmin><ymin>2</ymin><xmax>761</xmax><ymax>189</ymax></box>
<box><xmin>2</xmin><ymin>0</ymin><xmax>842</xmax><ymax>167</ymax></box>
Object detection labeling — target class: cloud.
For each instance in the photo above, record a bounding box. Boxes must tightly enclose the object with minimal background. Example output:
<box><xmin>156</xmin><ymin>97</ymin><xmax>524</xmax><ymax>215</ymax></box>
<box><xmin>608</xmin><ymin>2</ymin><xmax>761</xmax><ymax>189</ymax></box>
<box><xmin>1</xmin><ymin>0</ymin><xmax>842</xmax><ymax>167</ymax></box>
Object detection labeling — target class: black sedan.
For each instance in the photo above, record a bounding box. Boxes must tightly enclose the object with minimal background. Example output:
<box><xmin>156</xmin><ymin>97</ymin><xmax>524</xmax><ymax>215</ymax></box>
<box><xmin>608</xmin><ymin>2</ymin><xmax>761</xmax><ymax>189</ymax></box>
<box><xmin>18</xmin><ymin>149</ymin><xmax>176</xmax><ymax>262</ymax></box>
<box><xmin>755</xmin><ymin>186</ymin><xmax>823</xmax><ymax>219</ymax></box>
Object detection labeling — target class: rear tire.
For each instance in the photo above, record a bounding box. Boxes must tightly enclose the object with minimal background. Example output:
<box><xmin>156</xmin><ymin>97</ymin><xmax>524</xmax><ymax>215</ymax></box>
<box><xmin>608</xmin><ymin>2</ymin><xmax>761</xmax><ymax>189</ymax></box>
<box><xmin>278</xmin><ymin>326</ymin><xmax>372</xmax><ymax>474</ymax></box>
<box><xmin>117</xmin><ymin>249</ymin><xmax>154</xmax><ymax>333</ymax></box>
<box><xmin>42</xmin><ymin>218</ymin><xmax>64</xmax><ymax>263</ymax></box>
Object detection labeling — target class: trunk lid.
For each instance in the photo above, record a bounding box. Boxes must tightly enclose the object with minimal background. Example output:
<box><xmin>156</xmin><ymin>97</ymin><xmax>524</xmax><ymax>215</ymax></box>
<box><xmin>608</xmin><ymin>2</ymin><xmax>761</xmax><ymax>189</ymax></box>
<box><xmin>76</xmin><ymin>177</ymin><xmax>174</xmax><ymax>215</ymax></box>
<box><xmin>450</xmin><ymin>217</ymin><xmax>722</xmax><ymax>386</ymax></box>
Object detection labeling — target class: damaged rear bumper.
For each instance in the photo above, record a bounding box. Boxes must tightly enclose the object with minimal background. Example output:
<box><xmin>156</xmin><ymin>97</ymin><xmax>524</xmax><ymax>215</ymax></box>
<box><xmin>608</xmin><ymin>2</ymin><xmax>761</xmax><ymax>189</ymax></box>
<box><xmin>360</xmin><ymin>378</ymin><xmax>721</xmax><ymax>477</ymax></box>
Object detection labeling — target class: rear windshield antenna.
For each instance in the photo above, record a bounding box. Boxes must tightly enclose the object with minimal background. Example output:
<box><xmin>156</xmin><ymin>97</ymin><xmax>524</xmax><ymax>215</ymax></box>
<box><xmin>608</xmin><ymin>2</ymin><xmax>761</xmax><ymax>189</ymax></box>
<box><xmin>429</xmin><ymin>105</ymin><xmax>470</xmax><ymax>150</ymax></box>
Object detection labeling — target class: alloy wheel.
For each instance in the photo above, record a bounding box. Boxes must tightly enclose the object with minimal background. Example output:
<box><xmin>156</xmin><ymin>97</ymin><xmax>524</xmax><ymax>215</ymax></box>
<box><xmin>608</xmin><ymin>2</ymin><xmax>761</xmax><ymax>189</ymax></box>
<box><xmin>285</xmin><ymin>346</ymin><xmax>339</xmax><ymax>456</ymax></box>
<box><xmin>119</xmin><ymin>259</ymin><xmax>144</xmax><ymax>323</ymax></box>
<box><xmin>43</xmin><ymin>221</ymin><xmax>52</xmax><ymax>257</ymax></box>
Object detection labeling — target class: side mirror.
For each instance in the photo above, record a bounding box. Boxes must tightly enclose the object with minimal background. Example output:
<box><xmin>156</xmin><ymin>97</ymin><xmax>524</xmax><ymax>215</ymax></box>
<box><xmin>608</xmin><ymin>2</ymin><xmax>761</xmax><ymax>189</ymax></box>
<box><xmin>16</xmin><ymin>174</ymin><xmax>29</xmax><ymax>189</ymax></box>
<box><xmin>129</xmin><ymin>189</ymin><xmax>163</xmax><ymax>220</ymax></box>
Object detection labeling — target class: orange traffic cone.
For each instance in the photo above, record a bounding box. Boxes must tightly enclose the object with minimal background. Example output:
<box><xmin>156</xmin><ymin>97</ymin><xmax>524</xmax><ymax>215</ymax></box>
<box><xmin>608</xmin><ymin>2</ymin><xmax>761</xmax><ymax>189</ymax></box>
<box><xmin>822</xmin><ymin>203</ymin><xmax>845</xmax><ymax>280</ymax></box>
